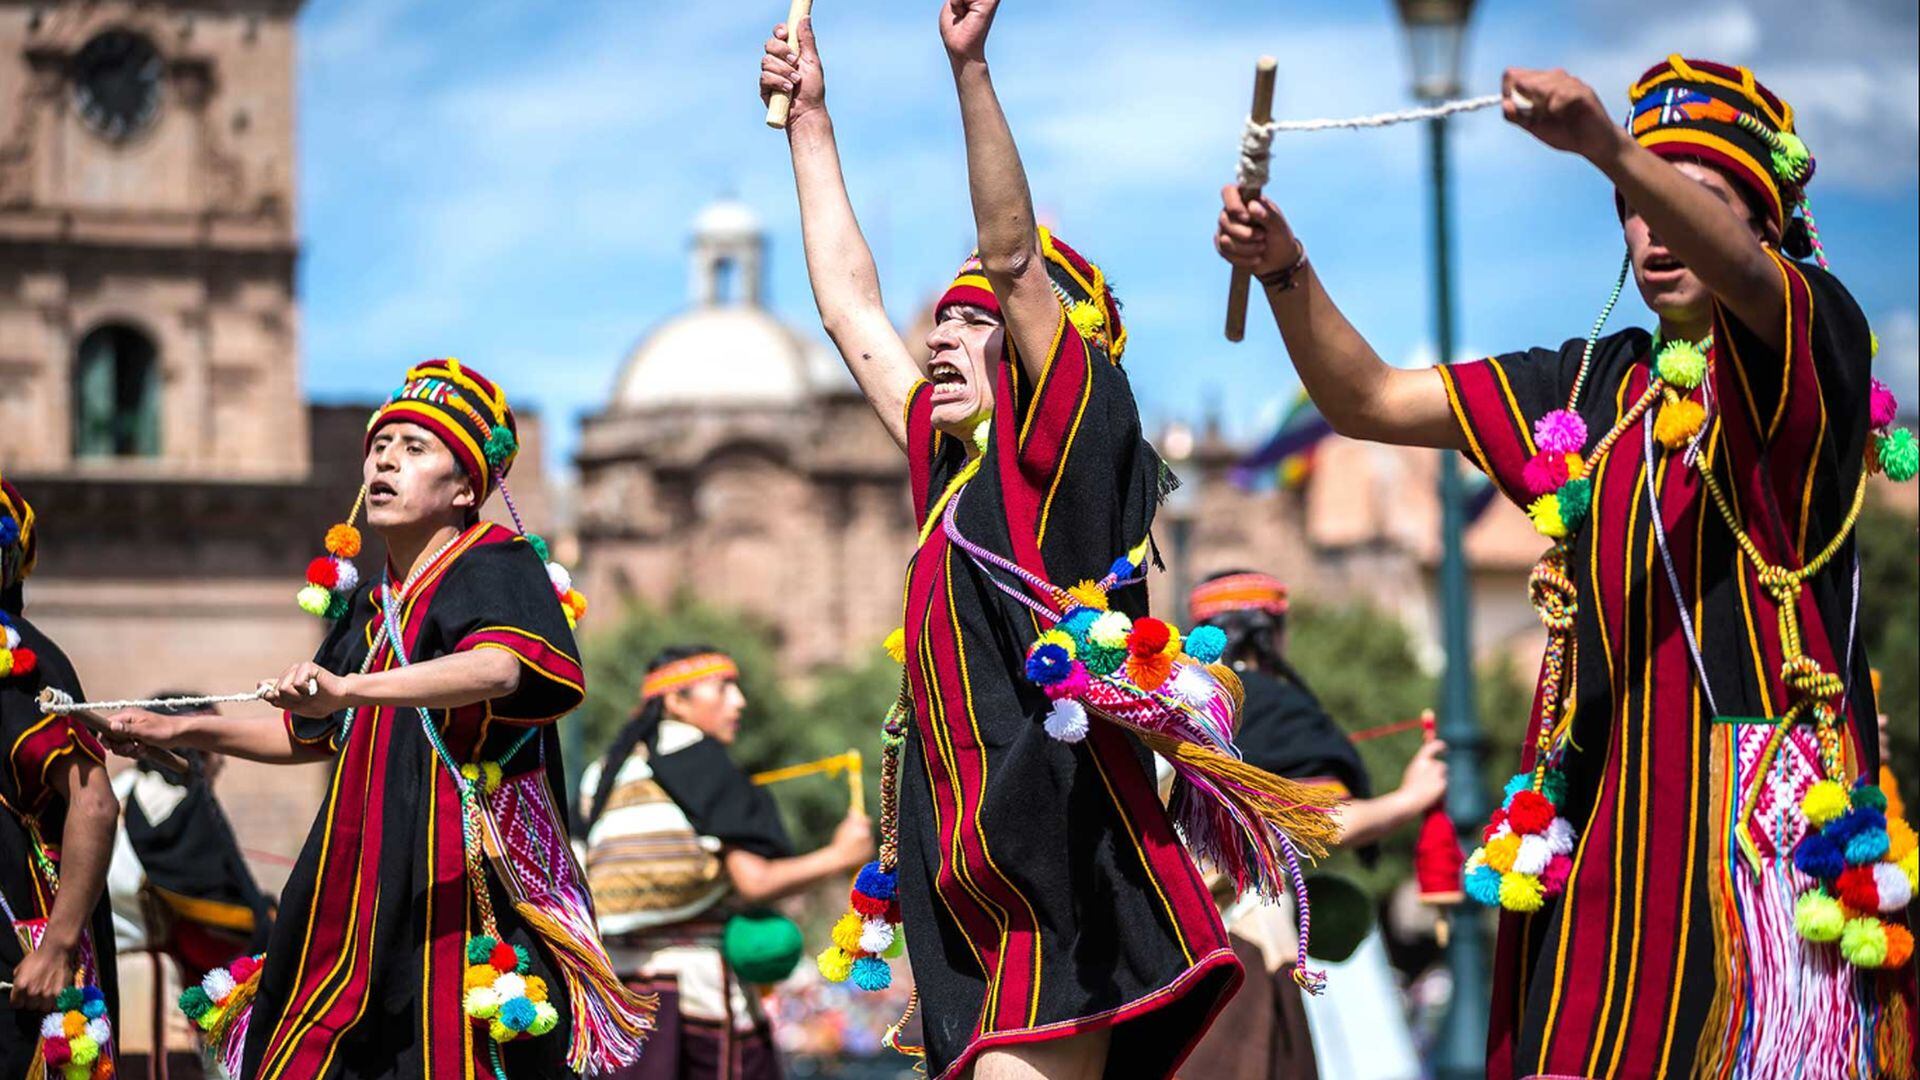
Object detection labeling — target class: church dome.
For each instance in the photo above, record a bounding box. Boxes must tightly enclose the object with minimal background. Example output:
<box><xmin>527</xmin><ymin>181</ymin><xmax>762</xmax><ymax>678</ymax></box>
<box><xmin>612</xmin><ymin>198</ymin><xmax>819</xmax><ymax>410</ymax></box>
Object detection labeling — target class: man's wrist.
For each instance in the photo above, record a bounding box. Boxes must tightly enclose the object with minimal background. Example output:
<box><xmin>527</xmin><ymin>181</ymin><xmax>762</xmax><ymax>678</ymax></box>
<box><xmin>1583</xmin><ymin>124</ymin><xmax>1634</xmax><ymax>174</ymax></box>
<box><xmin>785</xmin><ymin>106</ymin><xmax>831</xmax><ymax>142</ymax></box>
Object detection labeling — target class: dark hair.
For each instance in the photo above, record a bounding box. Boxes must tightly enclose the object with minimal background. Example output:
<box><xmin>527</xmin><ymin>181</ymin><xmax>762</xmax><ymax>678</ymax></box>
<box><xmin>580</xmin><ymin>643</ymin><xmax>723</xmax><ymax>832</ymax></box>
<box><xmin>1193</xmin><ymin>569</ymin><xmax>1315</xmax><ymax>695</ymax></box>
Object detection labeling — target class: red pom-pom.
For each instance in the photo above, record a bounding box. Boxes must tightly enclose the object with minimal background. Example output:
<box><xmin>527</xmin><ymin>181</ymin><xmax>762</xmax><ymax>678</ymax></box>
<box><xmin>43</xmin><ymin>1035</ymin><xmax>72</xmax><ymax>1066</ymax></box>
<box><xmin>1836</xmin><ymin>866</ymin><xmax>1880</xmax><ymax>913</ymax></box>
<box><xmin>849</xmin><ymin>891</ymin><xmax>890</xmax><ymax>917</ymax></box>
<box><xmin>1482</xmin><ymin>808</ymin><xmax>1508</xmax><ymax>842</ymax></box>
<box><xmin>306</xmin><ymin>556</ymin><xmax>340</xmax><ymax>589</ymax></box>
<box><xmin>10</xmin><ymin>647</ymin><xmax>34</xmax><ymax>676</ymax></box>
<box><xmin>230</xmin><ymin>956</ymin><xmax>260</xmax><ymax>982</ymax></box>
<box><xmin>489</xmin><ymin>941</ymin><xmax>518</xmax><ymax>973</ymax></box>
<box><xmin>1506</xmin><ymin>790</ymin><xmax>1555</xmax><ymax>835</ymax></box>
<box><xmin>1521</xmin><ymin>452</ymin><xmax>1571</xmax><ymax>499</ymax></box>
<box><xmin>1126</xmin><ymin>618</ymin><xmax>1171</xmax><ymax>656</ymax></box>
<box><xmin>1541</xmin><ymin>854</ymin><xmax>1573</xmax><ymax>896</ymax></box>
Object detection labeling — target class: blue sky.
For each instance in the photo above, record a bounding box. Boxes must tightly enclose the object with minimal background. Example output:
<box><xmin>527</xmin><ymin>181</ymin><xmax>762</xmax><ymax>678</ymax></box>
<box><xmin>297</xmin><ymin>0</ymin><xmax>1919</xmax><ymax>475</ymax></box>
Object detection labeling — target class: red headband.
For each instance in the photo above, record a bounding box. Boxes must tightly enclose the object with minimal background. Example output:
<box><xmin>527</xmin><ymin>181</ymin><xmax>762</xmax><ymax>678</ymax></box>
<box><xmin>1189</xmin><ymin>573</ymin><xmax>1290</xmax><ymax>624</ymax></box>
<box><xmin>640</xmin><ymin>653</ymin><xmax>739</xmax><ymax>700</ymax></box>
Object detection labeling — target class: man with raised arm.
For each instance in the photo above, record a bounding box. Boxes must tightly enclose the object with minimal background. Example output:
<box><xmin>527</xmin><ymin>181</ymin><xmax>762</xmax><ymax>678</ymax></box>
<box><xmin>763</xmin><ymin>3</ymin><xmax>1240</xmax><ymax>1077</ymax></box>
<box><xmin>1215</xmin><ymin>59</ymin><xmax>1916</xmax><ymax>1079</ymax></box>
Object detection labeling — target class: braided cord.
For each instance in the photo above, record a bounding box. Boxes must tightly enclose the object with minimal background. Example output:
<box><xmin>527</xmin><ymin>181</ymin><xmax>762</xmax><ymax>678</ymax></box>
<box><xmin>1570</xmin><ymin>252</ymin><xmax>1631</xmax><ymax>409</ymax></box>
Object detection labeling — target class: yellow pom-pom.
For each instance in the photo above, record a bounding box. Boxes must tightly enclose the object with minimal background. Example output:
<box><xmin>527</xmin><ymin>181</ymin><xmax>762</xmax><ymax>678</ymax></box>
<box><xmin>68</xmin><ymin>1035</ymin><xmax>99</xmax><ymax>1067</ymax></box>
<box><xmin>1160</xmin><ymin>626</ymin><xmax>1183</xmax><ymax>658</ymax></box>
<box><xmin>524</xmin><ymin>975</ymin><xmax>548</xmax><ymax>1004</ymax></box>
<box><xmin>325</xmin><ymin>523</ymin><xmax>363</xmax><ymax>558</ymax></box>
<box><xmin>464</xmin><ymin>986</ymin><xmax>501</xmax><ymax>1020</ymax></box>
<box><xmin>1802</xmin><ymin>780</ymin><xmax>1850</xmax><ymax>828</ymax></box>
<box><xmin>480</xmin><ymin>762</ymin><xmax>504</xmax><ymax>793</ymax></box>
<box><xmin>297</xmin><ymin>584</ymin><xmax>333</xmax><ymax>616</ymax></box>
<box><xmin>883</xmin><ymin>628</ymin><xmax>907</xmax><ymax>664</ymax></box>
<box><xmin>1484</xmin><ymin>832</ymin><xmax>1522</xmax><ymax>873</ymax></box>
<box><xmin>831</xmin><ymin>912</ymin><xmax>865</xmax><ymax>954</ymax></box>
<box><xmin>1499</xmin><ymin>872</ymin><xmax>1545</xmax><ymax>913</ymax></box>
<box><xmin>1654</xmin><ymin>398</ymin><xmax>1706</xmax><ymax>449</ymax></box>
<box><xmin>1900</xmin><ymin>850</ymin><xmax>1917</xmax><ymax>891</ymax></box>
<box><xmin>1068</xmin><ymin>299</ymin><xmax>1106</xmax><ymax>337</ymax></box>
<box><xmin>1564</xmin><ymin>452</ymin><xmax>1585</xmax><ymax>481</ymax></box>
<box><xmin>489</xmin><ymin>1018</ymin><xmax>516</xmax><ymax>1044</ymax></box>
<box><xmin>63</xmin><ymin>1011</ymin><xmax>87</xmax><ymax>1037</ymax></box>
<box><xmin>563</xmin><ymin>589</ymin><xmax>588</xmax><ymax>619</ymax></box>
<box><xmin>816</xmin><ymin>946</ymin><xmax>854</xmax><ymax>982</ymax></box>
<box><xmin>1526</xmin><ymin>495</ymin><xmax>1568</xmax><ymax>539</ymax></box>
<box><xmin>1886</xmin><ymin>816</ymin><xmax>1917</xmax><ymax>862</ymax></box>
<box><xmin>1871</xmin><ymin>330</ymin><xmax>1880</xmax><ymax>359</ymax></box>
<box><xmin>1067</xmin><ymin>580</ymin><xmax>1110</xmax><ymax>612</ymax></box>
<box><xmin>464</xmin><ymin>964</ymin><xmax>496</xmax><ymax>991</ymax></box>
<box><xmin>0</xmin><ymin>652</ymin><xmax>11</xmax><ymax>679</ymax></box>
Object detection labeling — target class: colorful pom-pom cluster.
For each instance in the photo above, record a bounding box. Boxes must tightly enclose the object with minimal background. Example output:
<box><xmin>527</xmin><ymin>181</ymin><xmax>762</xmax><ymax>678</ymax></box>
<box><xmin>0</xmin><ymin>609</ymin><xmax>38</xmax><ymax>682</ymax></box>
<box><xmin>1868</xmin><ymin>379</ymin><xmax>1918</xmax><ymax>483</ymax></box>
<box><xmin>177</xmin><ymin>953</ymin><xmax>262</xmax><ymax>1040</ymax></box>
<box><xmin>461</xmin><ymin>934</ymin><xmax>559</xmax><ymax>1043</ymax></box>
<box><xmin>1464</xmin><ymin>770</ymin><xmax>1577</xmax><ymax>913</ymax></box>
<box><xmin>1790</xmin><ymin>779</ymin><xmax>1916</xmax><ymax>970</ymax></box>
<box><xmin>1650</xmin><ymin>338</ymin><xmax>1710</xmax><ymax>451</ymax></box>
<box><xmin>38</xmin><ymin>985</ymin><xmax>114</xmax><ymax>1079</ymax></box>
<box><xmin>817</xmin><ymin>861</ymin><xmax>903</xmax><ymax>992</ymax></box>
<box><xmin>299</xmin><ymin>523</ymin><xmax>363</xmax><ymax>619</ymax></box>
<box><xmin>1524</xmin><ymin>410</ymin><xmax>1593</xmax><ymax>540</ymax></box>
<box><xmin>523</xmin><ymin>533</ymin><xmax>588</xmax><ymax>629</ymax></box>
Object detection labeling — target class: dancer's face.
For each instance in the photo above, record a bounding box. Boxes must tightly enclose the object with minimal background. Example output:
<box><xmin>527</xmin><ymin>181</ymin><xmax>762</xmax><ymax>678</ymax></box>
<box><xmin>1622</xmin><ymin>161</ymin><xmax>1772</xmax><ymax>331</ymax></box>
<box><xmin>667</xmin><ymin>678</ymin><xmax>747</xmax><ymax>744</ymax></box>
<box><xmin>363</xmin><ymin>421</ymin><xmax>476</xmax><ymax>531</ymax></box>
<box><xmin>924</xmin><ymin>304</ymin><xmax>1000</xmax><ymax>437</ymax></box>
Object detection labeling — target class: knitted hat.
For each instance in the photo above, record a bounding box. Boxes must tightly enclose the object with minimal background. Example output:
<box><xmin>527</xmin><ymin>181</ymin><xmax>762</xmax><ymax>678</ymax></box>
<box><xmin>1627</xmin><ymin>56</ymin><xmax>1811</xmax><ymax>243</ymax></box>
<box><xmin>934</xmin><ymin>228</ymin><xmax>1127</xmax><ymax>363</ymax></box>
<box><xmin>365</xmin><ymin>358</ymin><xmax>518</xmax><ymax>499</ymax></box>
<box><xmin>0</xmin><ymin>475</ymin><xmax>36</xmax><ymax>591</ymax></box>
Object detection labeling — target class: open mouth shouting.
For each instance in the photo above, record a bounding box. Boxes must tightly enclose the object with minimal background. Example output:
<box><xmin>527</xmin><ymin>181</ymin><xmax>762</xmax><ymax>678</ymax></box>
<box><xmin>366</xmin><ymin>478</ymin><xmax>399</xmax><ymax>507</ymax></box>
<box><xmin>929</xmin><ymin>358</ymin><xmax>970</xmax><ymax>405</ymax></box>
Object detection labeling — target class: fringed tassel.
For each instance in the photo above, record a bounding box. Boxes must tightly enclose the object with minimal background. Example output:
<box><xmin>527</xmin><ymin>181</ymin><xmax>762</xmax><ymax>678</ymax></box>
<box><xmin>510</xmin><ymin>895</ymin><xmax>659</xmax><ymax>1076</ymax></box>
<box><xmin>1137</xmin><ymin>730</ymin><xmax>1342</xmax><ymax>864</ymax></box>
<box><xmin>1880</xmin><ymin>988</ymin><xmax>1916</xmax><ymax>1080</ymax></box>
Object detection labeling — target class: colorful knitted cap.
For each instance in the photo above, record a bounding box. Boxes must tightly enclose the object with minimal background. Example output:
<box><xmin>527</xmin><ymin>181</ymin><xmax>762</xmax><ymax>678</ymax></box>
<box><xmin>934</xmin><ymin>227</ymin><xmax>1128</xmax><ymax>363</ymax></box>
<box><xmin>0</xmin><ymin>475</ymin><xmax>36</xmax><ymax>590</ymax></box>
<box><xmin>366</xmin><ymin>358</ymin><xmax>518</xmax><ymax>498</ymax></box>
<box><xmin>1627</xmin><ymin>55</ymin><xmax>1809</xmax><ymax>235</ymax></box>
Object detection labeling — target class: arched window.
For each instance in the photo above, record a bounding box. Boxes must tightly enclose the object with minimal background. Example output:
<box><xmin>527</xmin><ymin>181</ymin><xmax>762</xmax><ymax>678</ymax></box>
<box><xmin>73</xmin><ymin>323</ymin><xmax>160</xmax><ymax>457</ymax></box>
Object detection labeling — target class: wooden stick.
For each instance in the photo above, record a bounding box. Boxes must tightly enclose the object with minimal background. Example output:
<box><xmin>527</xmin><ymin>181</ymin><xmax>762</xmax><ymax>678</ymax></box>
<box><xmin>764</xmin><ymin>0</ymin><xmax>815</xmax><ymax>129</ymax></box>
<box><xmin>1225</xmin><ymin>56</ymin><xmax>1279</xmax><ymax>343</ymax></box>
<box><xmin>65</xmin><ymin>707</ymin><xmax>192</xmax><ymax>776</ymax></box>
<box><xmin>751</xmin><ymin>748</ymin><xmax>865</xmax><ymax>816</ymax></box>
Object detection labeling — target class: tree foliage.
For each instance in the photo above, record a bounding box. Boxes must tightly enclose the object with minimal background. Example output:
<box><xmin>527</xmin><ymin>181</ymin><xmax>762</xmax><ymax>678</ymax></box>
<box><xmin>1857</xmin><ymin>502</ymin><xmax>1918</xmax><ymax>797</ymax></box>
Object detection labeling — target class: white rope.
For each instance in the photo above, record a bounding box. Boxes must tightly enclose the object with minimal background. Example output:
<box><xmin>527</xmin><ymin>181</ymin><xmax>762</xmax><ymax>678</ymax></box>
<box><xmin>1236</xmin><ymin>93</ymin><xmax>1510</xmax><ymax>190</ymax></box>
<box><xmin>38</xmin><ymin>683</ymin><xmax>279</xmax><ymax>714</ymax></box>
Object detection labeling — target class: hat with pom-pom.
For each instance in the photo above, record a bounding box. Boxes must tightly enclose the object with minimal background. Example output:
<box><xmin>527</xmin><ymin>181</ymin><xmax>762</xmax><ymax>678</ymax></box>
<box><xmin>935</xmin><ymin>228</ymin><xmax>1127</xmax><ymax>364</ymax></box>
<box><xmin>0</xmin><ymin>475</ymin><xmax>36</xmax><ymax>592</ymax></box>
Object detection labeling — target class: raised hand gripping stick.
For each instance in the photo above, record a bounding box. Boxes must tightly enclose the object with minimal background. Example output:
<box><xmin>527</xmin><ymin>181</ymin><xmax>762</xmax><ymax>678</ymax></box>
<box><xmin>1224</xmin><ymin>56</ymin><xmax>1278</xmax><ymax>343</ymax></box>
<box><xmin>764</xmin><ymin>0</ymin><xmax>816</xmax><ymax>129</ymax></box>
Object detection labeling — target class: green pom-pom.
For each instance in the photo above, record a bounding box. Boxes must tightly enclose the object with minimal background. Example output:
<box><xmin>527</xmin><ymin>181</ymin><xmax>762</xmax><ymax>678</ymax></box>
<box><xmin>1877</xmin><ymin>428</ymin><xmax>1918</xmax><ymax>482</ymax></box>
<box><xmin>528</xmin><ymin>1001</ymin><xmax>560</xmax><ymax>1036</ymax></box>
<box><xmin>467</xmin><ymin>936</ymin><xmax>498</xmax><ymax>964</ymax></box>
<box><xmin>1794</xmin><ymin>890</ymin><xmax>1845</xmax><ymax>943</ymax></box>
<box><xmin>526</xmin><ymin>533</ymin><xmax>550</xmax><ymax>562</ymax></box>
<box><xmin>972</xmin><ymin>419</ymin><xmax>991</xmax><ymax>453</ymax></box>
<box><xmin>178</xmin><ymin>985</ymin><xmax>212</xmax><ymax>1020</ymax></box>
<box><xmin>1556</xmin><ymin>478</ymin><xmax>1593</xmax><ymax>529</ymax></box>
<box><xmin>1771</xmin><ymin>132</ymin><xmax>1811</xmax><ymax>183</ymax></box>
<box><xmin>1081</xmin><ymin>642</ymin><xmax>1126</xmax><ymax>677</ymax></box>
<box><xmin>1840</xmin><ymin>916</ymin><xmax>1888</xmax><ymax>967</ymax></box>
<box><xmin>1656</xmin><ymin>340</ymin><xmax>1709</xmax><ymax>391</ymax></box>
<box><xmin>512</xmin><ymin>944</ymin><xmax>531</xmax><ymax>973</ymax></box>
<box><xmin>325</xmin><ymin>591</ymin><xmax>352</xmax><ymax>621</ymax></box>
<box><xmin>55</xmin><ymin>987</ymin><xmax>83</xmax><ymax>1012</ymax></box>
<box><xmin>1853</xmin><ymin>784</ymin><xmax>1889</xmax><ymax>812</ymax></box>
<box><xmin>1540</xmin><ymin>770</ymin><xmax>1569</xmax><ymax>807</ymax></box>
<box><xmin>483</xmin><ymin>424</ymin><xmax>518</xmax><ymax>467</ymax></box>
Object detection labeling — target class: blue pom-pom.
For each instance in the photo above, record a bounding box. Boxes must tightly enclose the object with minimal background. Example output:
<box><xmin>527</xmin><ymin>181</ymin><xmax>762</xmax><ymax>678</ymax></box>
<box><xmin>849</xmin><ymin>956</ymin><xmax>892</xmax><ymax>991</ymax></box>
<box><xmin>1793</xmin><ymin>832</ymin><xmax>1846</xmax><ymax>881</ymax></box>
<box><xmin>1184</xmin><ymin>625</ymin><xmax>1228</xmax><ymax>665</ymax></box>
<box><xmin>0</xmin><ymin>516</ymin><xmax>17</xmax><ymax>546</ymax></box>
<box><xmin>499</xmin><ymin>996</ymin><xmax>538</xmax><ymax>1032</ymax></box>
<box><xmin>1845</xmin><ymin>828</ymin><xmax>1891</xmax><ymax>866</ymax></box>
<box><xmin>1059</xmin><ymin>608</ymin><xmax>1101</xmax><ymax>646</ymax></box>
<box><xmin>1824</xmin><ymin>807</ymin><xmax>1884</xmax><ymax>845</ymax></box>
<box><xmin>854</xmin><ymin>861</ymin><xmax>897</xmax><ymax>901</ymax></box>
<box><xmin>81</xmin><ymin>986</ymin><xmax>105</xmax><ymax>1006</ymax></box>
<box><xmin>1465</xmin><ymin>865</ymin><xmax>1503</xmax><ymax>906</ymax></box>
<box><xmin>1024</xmin><ymin>643</ymin><xmax>1073</xmax><ymax>686</ymax></box>
<box><xmin>1108</xmin><ymin>556</ymin><xmax>1136</xmax><ymax>580</ymax></box>
<box><xmin>1503</xmin><ymin>773</ymin><xmax>1530</xmax><ymax>806</ymax></box>
<box><xmin>82</xmin><ymin>998</ymin><xmax>107</xmax><ymax>1020</ymax></box>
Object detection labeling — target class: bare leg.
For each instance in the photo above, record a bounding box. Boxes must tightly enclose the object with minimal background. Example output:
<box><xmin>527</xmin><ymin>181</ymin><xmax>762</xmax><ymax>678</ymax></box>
<box><xmin>970</xmin><ymin>1028</ymin><xmax>1111</xmax><ymax>1080</ymax></box>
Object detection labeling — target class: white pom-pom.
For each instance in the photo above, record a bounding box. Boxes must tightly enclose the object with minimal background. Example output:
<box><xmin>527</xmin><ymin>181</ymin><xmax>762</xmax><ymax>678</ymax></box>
<box><xmin>3</xmin><ymin>625</ymin><xmax>18</xmax><ymax>649</ymax></box>
<box><xmin>492</xmin><ymin>972</ymin><xmax>527</xmax><ymax>1001</ymax></box>
<box><xmin>1875</xmin><ymin>862</ymin><xmax>1913</xmax><ymax>912</ymax></box>
<box><xmin>1043</xmin><ymin>700</ymin><xmax>1089</xmax><ymax>743</ymax></box>
<box><xmin>859</xmin><ymin>918</ymin><xmax>895</xmax><ymax>954</ymax></box>
<box><xmin>1513</xmin><ymin>834</ymin><xmax>1552</xmax><ymax>876</ymax></box>
<box><xmin>1489</xmin><ymin>821</ymin><xmax>1513</xmax><ymax>842</ymax></box>
<box><xmin>86</xmin><ymin>1017</ymin><xmax>111</xmax><ymax>1044</ymax></box>
<box><xmin>41</xmin><ymin>1012</ymin><xmax>63</xmax><ymax>1039</ymax></box>
<box><xmin>1170</xmin><ymin>664</ymin><xmax>1216</xmax><ymax>704</ymax></box>
<box><xmin>332</xmin><ymin>558</ymin><xmax>360</xmax><ymax>594</ymax></box>
<box><xmin>1546</xmin><ymin>817</ymin><xmax>1575</xmax><ymax>856</ymax></box>
<box><xmin>546</xmin><ymin>562</ymin><xmax>572</xmax><ymax>595</ymax></box>
<box><xmin>202</xmin><ymin>968</ymin><xmax>237</xmax><ymax>1004</ymax></box>
<box><xmin>1464</xmin><ymin>847</ymin><xmax>1487</xmax><ymax>873</ymax></box>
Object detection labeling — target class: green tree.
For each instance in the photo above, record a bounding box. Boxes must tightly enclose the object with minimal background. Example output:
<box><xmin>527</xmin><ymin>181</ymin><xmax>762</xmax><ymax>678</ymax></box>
<box><xmin>1857</xmin><ymin>502</ymin><xmax>1918</xmax><ymax>798</ymax></box>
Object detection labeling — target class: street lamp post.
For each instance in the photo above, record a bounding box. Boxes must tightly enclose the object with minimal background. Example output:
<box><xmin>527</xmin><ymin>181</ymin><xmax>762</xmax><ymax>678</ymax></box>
<box><xmin>1392</xmin><ymin>3</ymin><xmax>1489</xmax><ymax>1078</ymax></box>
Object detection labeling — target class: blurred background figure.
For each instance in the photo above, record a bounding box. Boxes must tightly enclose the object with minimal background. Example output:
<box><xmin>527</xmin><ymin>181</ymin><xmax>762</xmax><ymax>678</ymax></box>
<box><xmin>578</xmin><ymin>645</ymin><xmax>872</xmax><ymax>1080</ymax></box>
<box><xmin>107</xmin><ymin>696</ymin><xmax>273</xmax><ymax>1080</ymax></box>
